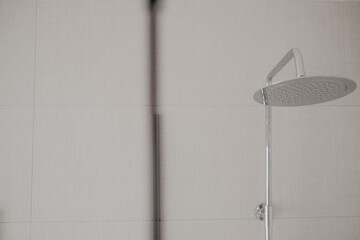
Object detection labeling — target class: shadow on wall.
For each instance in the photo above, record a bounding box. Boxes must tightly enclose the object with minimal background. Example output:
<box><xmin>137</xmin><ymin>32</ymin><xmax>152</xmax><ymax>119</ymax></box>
<box><xmin>147</xmin><ymin>0</ymin><xmax>162</xmax><ymax>240</ymax></box>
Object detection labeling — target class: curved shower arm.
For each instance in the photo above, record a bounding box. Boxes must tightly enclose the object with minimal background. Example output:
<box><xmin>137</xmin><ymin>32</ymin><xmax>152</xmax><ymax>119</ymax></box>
<box><xmin>266</xmin><ymin>48</ymin><xmax>306</xmax><ymax>85</ymax></box>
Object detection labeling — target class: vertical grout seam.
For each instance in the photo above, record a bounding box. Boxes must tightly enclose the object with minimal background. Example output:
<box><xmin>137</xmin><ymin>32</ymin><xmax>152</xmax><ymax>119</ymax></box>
<box><xmin>29</xmin><ymin>0</ymin><xmax>38</xmax><ymax>238</ymax></box>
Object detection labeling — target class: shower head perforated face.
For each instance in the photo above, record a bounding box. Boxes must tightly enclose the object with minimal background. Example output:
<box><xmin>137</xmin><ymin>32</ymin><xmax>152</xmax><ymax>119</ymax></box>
<box><xmin>253</xmin><ymin>76</ymin><xmax>356</xmax><ymax>107</ymax></box>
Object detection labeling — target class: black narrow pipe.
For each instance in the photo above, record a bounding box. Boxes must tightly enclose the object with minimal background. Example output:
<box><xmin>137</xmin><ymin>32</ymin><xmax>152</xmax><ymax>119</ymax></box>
<box><xmin>148</xmin><ymin>0</ymin><xmax>160</xmax><ymax>240</ymax></box>
<box><xmin>149</xmin><ymin>0</ymin><xmax>158</xmax><ymax>108</ymax></box>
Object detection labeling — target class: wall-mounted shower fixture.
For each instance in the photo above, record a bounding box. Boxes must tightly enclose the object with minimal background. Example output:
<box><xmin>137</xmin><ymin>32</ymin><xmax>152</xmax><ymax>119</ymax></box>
<box><xmin>253</xmin><ymin>48</ymin><xmax>356</xmax><ymax>240</ymax></box>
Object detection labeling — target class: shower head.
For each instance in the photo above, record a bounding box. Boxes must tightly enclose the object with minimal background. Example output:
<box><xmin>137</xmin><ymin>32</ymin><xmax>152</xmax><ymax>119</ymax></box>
<box><xmin>254</xmin><ymin>48</ymin><xmax>357</xmax><ymax>240</ymax></box>
<box><xmin>253</xmin><ymin>76</ymin><xmax>356</xmax><ymax>106</ymax></box>
<box><xmin>253</xmin><ymin>48</ymin><xmax>356</xmax><ymax>107</ymax></box>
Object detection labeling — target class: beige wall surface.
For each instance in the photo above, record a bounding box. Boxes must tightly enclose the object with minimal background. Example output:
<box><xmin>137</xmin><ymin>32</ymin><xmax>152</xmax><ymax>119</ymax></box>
<box><xmin>0</xmin><ymin>0</ymin><xmax>359</xmax><ymax>239</ymax></box>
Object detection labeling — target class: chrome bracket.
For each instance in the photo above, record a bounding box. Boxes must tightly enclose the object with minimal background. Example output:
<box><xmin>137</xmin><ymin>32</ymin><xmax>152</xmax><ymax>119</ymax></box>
<box><xmin>254</xmin><ymin>203</ymin><xmax>265</xmax><ymax>221</ymax></box>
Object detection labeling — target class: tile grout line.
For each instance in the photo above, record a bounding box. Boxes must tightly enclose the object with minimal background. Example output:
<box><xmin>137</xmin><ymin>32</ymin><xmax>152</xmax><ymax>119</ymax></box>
<box><xmin>1</xmin><ymin>215</ymin><xmax>360</xmax><ymax>225</ymax></box>
<box><xmin>0</xmin><ymin>104</ymin><xmax>360</xmax><ymax>108</ymax></box>
<box><xmin>161</xmin><ymin>215</ymin><xmax>360</xmax><ymax>222</ymax></box>
<box><xmin>29</xmin><ymin>0</ymin><xmax>38</xmax><ymax>238</ymax></box>
<box><xmin>1</xmin><ymin>220</ymin><xmax>156</xmax><ymax>224</ymax></box>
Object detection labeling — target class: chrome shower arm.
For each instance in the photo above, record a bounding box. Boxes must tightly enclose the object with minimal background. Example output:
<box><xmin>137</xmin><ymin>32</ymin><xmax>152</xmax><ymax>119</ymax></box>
<box><xmin>266</xmin><ymin>48</ymin><xmax>306</xmax><ymax>84</ymax></box>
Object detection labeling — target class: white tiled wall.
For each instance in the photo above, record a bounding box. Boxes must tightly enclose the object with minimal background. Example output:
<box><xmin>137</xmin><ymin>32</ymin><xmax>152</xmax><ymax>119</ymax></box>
<box><xmin>32</xmin><ymin>107</ymin><xmax>152</xmax><ymax>222</ymax></box>
<box><xmin>31</xmin><ymin>222</ymin><xmax>153</xmax><ymax>240</ymax></box>
<box><xmin>272</xmin><ymin>107</ymin><xmax>360</xmax><ymax>218</ymax></box>
<box><xmin>160</xmin><ymin>106</ymin><xmax>264</xmax><ymax>220</ymax></box>
<box><xmin>35</xmin><ymin>0</ymin><xmax>148</xmax><ymax>106</ymax></box>
<box><xmin>163</xmin><ymin>218</ymin><xmax>360</xmax><ymax>240</ymax></box>
<box><xmin>0</xmin><ymin>0</ymin><xmax>359</xmax><ymax>239</ymax></box>
<box><xmin>1</xmin><ymin>0</ymin><xmax>154</xmax><ymax>238</ymax></box>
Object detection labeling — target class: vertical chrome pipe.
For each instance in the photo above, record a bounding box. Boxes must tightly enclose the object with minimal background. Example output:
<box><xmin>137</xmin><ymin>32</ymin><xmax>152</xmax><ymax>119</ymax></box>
<box><xmin>262</xmin><ymin>48</ymin><xmax>305</xmax><ymax>240</ymax></box>
<box><xmin>265</xmin><ymin>104</ymin><xmax>272</xmax><ymax>240</ymax></box>
<box><xmin>260</xmin><ymin>86</ymin><xmax>272</xmax><ymax>240</ymax></box>
<box><xmin>262</xmin><ymin>78</ymin><xmax>272</xmax><ymax>240</ymax></box>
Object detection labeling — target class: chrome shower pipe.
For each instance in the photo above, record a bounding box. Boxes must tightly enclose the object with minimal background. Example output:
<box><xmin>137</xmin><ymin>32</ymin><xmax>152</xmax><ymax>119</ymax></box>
<box><xmin>266</xmin><ymin>48</ymin><xmax>306</xmax><ymax>82</ymax></box>
<box><xmin>264</xmin><ymin>100</ymin><xmax>272</xmax><ymax>240</ymax></box>
<box><xmin>258</xmin><ymin>48</ymin><xmax>306</xmax><ymax>240</ymax></box>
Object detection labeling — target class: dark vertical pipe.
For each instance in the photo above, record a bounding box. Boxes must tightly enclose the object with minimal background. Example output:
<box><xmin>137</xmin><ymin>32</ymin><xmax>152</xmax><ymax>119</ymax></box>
<box><xmin>148</xmin><ymin>1</ymin><xmax>160</xmax><ymax>240</ymax></box>
<box><xmin>153</xmin><ymin>114</ymin><xmax>160</xmax><ymax>240</ymax></box>
<box><xmin>149</xmin><ymin>0</ymin><xmax>158</xmax><ymax>108</ymax></box>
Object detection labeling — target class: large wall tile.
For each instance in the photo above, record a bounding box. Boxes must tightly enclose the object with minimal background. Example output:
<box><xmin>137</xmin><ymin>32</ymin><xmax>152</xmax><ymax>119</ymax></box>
<box><xmin>273</xmin><ymin>217</ymin><xmax>360</xmax><ymax>240</ymax></box>
<box><xmin>35</xmin><ymin>0</ymin><xmax>147</xmax><ymax>106</ymax></box>
<box><xmin>162</xmin><ymin>217</ymin><xmax>360</xmax><ymax>240</ymax></box>
<box><xmin>160</xmin><ymin>1</ymin><xmax>272</xmax><ymax>106</ymax></box>
<box><xmin>0</xmin><ymin>0</ymin><xmax>35</xmax><ymax>105</ymax></box>
<box><xmin>160</xmin><ymin>1</ymin><xmax>360</xmax><ymax>106</ymax></box>
<box><xmin>31</xmin><ymin>221</ymin><xmax>152</xmax><ymax>240</ymax></box>
<box><xmin>32</xmin><ymin>107</ymin><xmax>153</xmax><ymax>221</ymax></box>
<box><xmin>0</xmin><ymin>107</ymin><xmax>33</xmax><ymax>222</ymax></box>
<box><xmin>272</xmin><ymin>107</ymin><xmax>360</xmax><ymax>217</ymax></box>
<box><xmin>160</xmin><ymin>106</ymin><xmax>264</xmax><ymax>219</ymax></box>
<box><xmin>0</xmin><ymin>223</ymin><xmax>30</xmax><ymax>240</ymax></box>
<box><xmin>163</xmin><ymin>219</ymin><xmax>262</xmax><ymax>240</ymax></box>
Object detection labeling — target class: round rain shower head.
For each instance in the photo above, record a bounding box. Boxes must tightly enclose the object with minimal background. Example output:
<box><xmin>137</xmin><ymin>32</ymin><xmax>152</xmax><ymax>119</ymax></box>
<box><xmin>253</xmin><ymin>76</ymin><xmax>356</xmax><ymax>107</ymax></box>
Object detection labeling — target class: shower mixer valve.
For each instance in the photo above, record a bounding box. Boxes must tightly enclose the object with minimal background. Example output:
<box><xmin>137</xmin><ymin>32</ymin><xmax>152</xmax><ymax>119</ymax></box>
<box><xmin>254</xmin><ymin>203</ymin><xmax>265</xmax><ymax>221</ymax></box>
